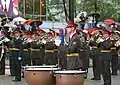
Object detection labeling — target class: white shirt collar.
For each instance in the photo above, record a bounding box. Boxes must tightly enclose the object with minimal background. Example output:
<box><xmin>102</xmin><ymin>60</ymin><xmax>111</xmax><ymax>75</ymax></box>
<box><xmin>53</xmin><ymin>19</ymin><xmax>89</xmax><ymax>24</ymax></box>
<box><xmin>69</xmin><ymin>30</ymin><xmax>76</xmax><ymax>39</ymax></box>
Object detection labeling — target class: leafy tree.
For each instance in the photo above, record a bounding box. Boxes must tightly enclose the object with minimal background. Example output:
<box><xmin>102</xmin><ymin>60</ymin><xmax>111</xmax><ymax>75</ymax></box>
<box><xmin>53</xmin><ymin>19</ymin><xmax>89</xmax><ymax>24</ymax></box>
<box><xmin>18</xmin><ymin>0</ymin><xmax>120</xmax><ymax>22</ymax></box>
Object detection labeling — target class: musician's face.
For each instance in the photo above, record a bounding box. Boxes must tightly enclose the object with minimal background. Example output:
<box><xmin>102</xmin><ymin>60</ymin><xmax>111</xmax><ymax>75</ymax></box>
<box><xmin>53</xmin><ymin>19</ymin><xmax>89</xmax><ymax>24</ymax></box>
<box><xmin>38</xmin><ymin>32</ymin><xmax>44</xmax><ymax>36</ymax></box>
<box><xmin>35</xmin><ymin>35</ymin><xmax>39</xmax><ymax>40</ymax></box>
<box><xmin>15</xmin><ymin>33</ymin><xmax>20</xmax><ymax>37</ymax></box>
<box><xmin>103</xmin><ymin>34</ymin><xmax>109</xmax><ymax>38</ymax></box>
<box><xmin>23</xmin><ymin>34</ymin><xmax>27</xmax><ymax>38</ymax></box>
<box><xmin>113</xmin><ymin>34</ymin><xmax>119</xmax><ymax>40</ymax></box>
<box><xmin>66</xmin><ymin>27</ymin><xmax>75</xmax><ymax>34</ymax></box>
<box><xmin>1</xmin><ymin>33</ymin><xmax>5</xmax><ymax>37</ymax></box>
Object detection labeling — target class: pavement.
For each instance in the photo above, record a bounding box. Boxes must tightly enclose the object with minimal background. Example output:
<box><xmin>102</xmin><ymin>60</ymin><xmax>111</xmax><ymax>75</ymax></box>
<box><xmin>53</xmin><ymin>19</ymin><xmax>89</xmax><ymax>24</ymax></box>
<box><xmin>0</xmin><ymin>68</ymin><xmax>120</xmax><ymax>85</ymax></box>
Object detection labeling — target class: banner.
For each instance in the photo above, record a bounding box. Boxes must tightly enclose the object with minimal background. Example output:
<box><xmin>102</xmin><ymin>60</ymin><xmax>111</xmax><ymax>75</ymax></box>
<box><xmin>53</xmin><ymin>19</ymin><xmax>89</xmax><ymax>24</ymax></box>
<box><xmin>0</xmin><ymin>0</ymin><xmax>18</xmax><ymax>17</ymax></box>
<box><xmin>59</xmin><ymin>28</ymin><xmax>65</xmax><ymax>45</ymax></box>
<box><xmin>13</xmin><ymin>0</ymin><xmax>18</xmax><ymax>16</ymax></box>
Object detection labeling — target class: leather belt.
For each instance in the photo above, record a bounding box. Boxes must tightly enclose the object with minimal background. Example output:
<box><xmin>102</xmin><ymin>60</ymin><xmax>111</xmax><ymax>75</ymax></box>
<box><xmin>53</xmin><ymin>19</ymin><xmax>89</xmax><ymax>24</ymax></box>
<box><xmin>9</xmin><ymin>48</ymin><xmax>19</xmax><ymax>51</ymax></box>
<box><xmin>54</xmin><ymin>49</ymin><xmax>58</xmax><ymax>51</ymax></box>
<box><xmin>45</xmin><ymin>50</ymin><xmax>54</xmax><ymax>53</ymax></box>
<box><xmin>101</xmin><ymin>50</ymin><xmax>110</xmax><ymax>52</ymax></box>
<box><xmin>23</xmin><ymin>49</ymin><xmax>28</xmax><ymax>51</ymax></box>
<box><xmin>30</xmin><ymin>48</ymin><xmax>40</xmax><ymax>51</ymax></box>
<box><xmin>67</xmin><ymin>53</ymin><xmax>79</xmax><ymax>57</ymax></box>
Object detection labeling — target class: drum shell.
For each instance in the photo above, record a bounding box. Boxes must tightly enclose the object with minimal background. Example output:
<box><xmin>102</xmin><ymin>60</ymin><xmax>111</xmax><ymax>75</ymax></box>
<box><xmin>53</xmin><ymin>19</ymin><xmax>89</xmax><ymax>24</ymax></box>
<box><xmin>25</xmin><ymin>70</ymin><xmax>55</xmax><ymax>85</ymax></box>
<box><xmin>55</xmin><ymin>73</ymin><xmax>84</xmax><ymax>85</ymax></box>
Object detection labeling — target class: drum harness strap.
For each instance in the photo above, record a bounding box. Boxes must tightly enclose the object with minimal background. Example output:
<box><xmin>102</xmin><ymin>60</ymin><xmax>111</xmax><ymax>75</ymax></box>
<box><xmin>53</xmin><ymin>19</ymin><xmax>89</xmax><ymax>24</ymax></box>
<box><xmin>111</xmin><ymin>47</ymin><xmax>116</xmax><ymax>50</ymax></box>
<box><xmin>30</xmin><ymin>48</ymin><xmax>40</xmax><ymax>51</ymax></box>
<box><xmin>45</xmin><ymin>50</ymin><xmax>54</xmax><ymax>53</ymax></box>
<box><xmin>23</xmin><ymin>49</ymin><xmax>28</xmax><ymax>51</ymax></box>
<box><xmin>101</xmin><ymin>50</ymin><xmax>110</xmax><ymax>53</ymax></box>
<box><xmin>9</xmin><ymin>48</ymin><xmax>20</xmax><ymax>51</ymax></box>
<box><xmin>54</xmin><ymin>49</ymin><xmax>58</xmax><ymax>52</ymax></box>
<box><xmin>67</xmin><ymin>53</ymin><xmax>79</xmax><ymax>57</ymax></box>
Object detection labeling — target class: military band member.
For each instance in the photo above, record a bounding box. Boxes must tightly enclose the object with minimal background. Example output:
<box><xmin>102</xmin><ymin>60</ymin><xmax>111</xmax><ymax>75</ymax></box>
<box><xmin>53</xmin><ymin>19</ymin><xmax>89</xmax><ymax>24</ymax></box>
<box><xmin>99</xmin><ymin>32</ymin><xmax>113</xmax><ymax>85</ymax></box>
<box><xmin>44</xmin><ymin>32</ymin><xmax>56</xmax><ymax>65</ymax></box>
<box><xmin>79</xmin><ymin>30</ymin><xmax>89</xmax><ymax>79</ymax></box>
<box><xmin>10</xmin><ymin>29</ymin><xmax>23</xmax><ymax>82</ymax></box>
<box><xmin>65</xmin><ymin>21</ymin><xmax>82</xmax><ymax>70</ymax></box>
<box><xmin>22</xmin><ymin>31</ymin><xmax>31</xmax><ymax>66</ymax></box>
<box><xmin>9</xmin><ymin>32</ymin><xmax>16</xmax><ymax>76</ymax></box>
<box><xmin>118</xmin><ymin>46</ymin><xmax>120</xmax><ymax>71</ymax></box>
<box><xmin>57</xmin><ymin>28</ymin><xmax>67</xmax><ymax>69</ymax></box>
<box><xmin>0</xmin><ymin>31</ymin><xmax>10</xmax><ymax>75</ymax></box>
<box><xmin>30</xmin><ymin>33</ymin><xmax>43</xmax><ymax>65</ymax></box>
<box><xmin>50</xmin><ymin>29</ymin><xmax>59</xmax><ymax>65</ymax></box>
<box><xmin>110</xmin><ymin>32</ymin><xmax>118</xmax><ymax>75</ymax></box>
<box><xmin>89</xmin><ymin>29</ymin><xmax>101</xmax><ymax>80</ymax></box>
<box><xmin>57</xmin><ymin>44</ymin><xmax>67</xmax><ymax>69</ymax></box>
<box><xmin>111</xmin><ymin>31</ymin><xmax>120</xmax><ymax>75</ymax></box>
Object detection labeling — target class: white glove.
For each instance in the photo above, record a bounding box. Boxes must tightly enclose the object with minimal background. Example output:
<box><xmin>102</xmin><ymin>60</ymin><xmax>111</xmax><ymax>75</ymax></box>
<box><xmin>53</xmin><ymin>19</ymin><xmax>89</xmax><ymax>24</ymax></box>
<box><xmin>0</xmin><ymin>41</ymin><xmax>2</xmax><ymax>44</ymax></box>
<box><xmin>42</xmin><ymin>39</ymin><xmax>46</xmax><ymax>44</ymax></box>
<box><xmin>18</xmin><ymin>57</ymin><xmax>22</xmax><ymax>60</ymax></box>
<box><xmin>55</xmin><ymin>39</ymin><xmax>61</xmax><ymax>46</ymax></box>
<box><xmin>27</xmin><ymin>39</ymin><xmax>33</xmax><ymax>43</ymax></box>
<box><xmin>4</xmin><ymin>38</ymin><xmax>10</xmax><ymax>42</ymax></box>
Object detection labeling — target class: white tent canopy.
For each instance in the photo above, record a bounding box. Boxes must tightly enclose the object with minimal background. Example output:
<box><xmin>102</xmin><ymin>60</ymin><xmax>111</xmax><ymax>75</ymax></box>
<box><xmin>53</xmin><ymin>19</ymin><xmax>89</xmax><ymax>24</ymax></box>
<box><xmin>13</xmin><ymin>17</ymin><xmax>26</xmax><ymax>24</ymax></box>
<box><xmin>39</xmin><ymin>21</ymin><xmax>67</xmax><ymax>29</ymax></box>
<box><xmin>39</xmin><ymin>21</ymin><xmax>67</xmax><ymax>33</ymax></box>
<box><xmin>4</xmin><ymin>22</ymin><xmax>17</xmax><ymax>28</ymax></box>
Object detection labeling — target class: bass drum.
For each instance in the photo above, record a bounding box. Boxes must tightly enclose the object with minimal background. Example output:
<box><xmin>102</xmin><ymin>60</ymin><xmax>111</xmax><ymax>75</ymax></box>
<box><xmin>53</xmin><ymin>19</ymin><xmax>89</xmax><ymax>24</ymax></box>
<box><xmin>25</xmin><ymin>66</ymin><xmax>59</xmax><ymax>85</ymax></box>
<box><xmin>55</xmin><ymin>70</ymin><xmax>86</xmax><ymax>85</ymax></box>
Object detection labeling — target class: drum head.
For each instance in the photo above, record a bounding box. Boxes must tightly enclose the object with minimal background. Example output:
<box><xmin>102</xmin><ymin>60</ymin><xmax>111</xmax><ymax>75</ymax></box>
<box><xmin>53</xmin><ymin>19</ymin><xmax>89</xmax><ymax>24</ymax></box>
<box><xmin>25</xmin><ymin>67</ymin><xmax>60</xmax><ymax>71</ymax></box>
<box><xmin>55</xmin><ymin>70</ymin><xmax>86</xmax><ymax>74</ymax></box>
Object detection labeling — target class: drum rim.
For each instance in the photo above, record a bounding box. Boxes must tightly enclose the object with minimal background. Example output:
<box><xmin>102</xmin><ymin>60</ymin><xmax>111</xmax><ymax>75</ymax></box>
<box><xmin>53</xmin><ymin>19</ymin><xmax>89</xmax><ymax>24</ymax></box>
<box><xmin>25</xmin><ymin>67</ymin><xmax>60</xmax><ymax>71</ymax></box>
<box><xmin>55</xmin><ymin>70</ymin><xmax>86</xmax><ymax>74</ymax></box>
<box><xmin>25</xmin><ymin>65</ymin><xmax>57</xmax><ymax>68</ymax></box>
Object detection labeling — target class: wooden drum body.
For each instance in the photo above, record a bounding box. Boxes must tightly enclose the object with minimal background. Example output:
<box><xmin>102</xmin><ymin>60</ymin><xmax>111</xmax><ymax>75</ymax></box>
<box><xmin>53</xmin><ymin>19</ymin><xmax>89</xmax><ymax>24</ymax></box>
<box><xmin>25</xmin><ymin>66</ymin><xmax>59</xmax><ymax>85</ymax></box>
<box><xmin>55</xmin><ymin>70</ymin><xmax>86</xmax><ymax>85</ymax></box>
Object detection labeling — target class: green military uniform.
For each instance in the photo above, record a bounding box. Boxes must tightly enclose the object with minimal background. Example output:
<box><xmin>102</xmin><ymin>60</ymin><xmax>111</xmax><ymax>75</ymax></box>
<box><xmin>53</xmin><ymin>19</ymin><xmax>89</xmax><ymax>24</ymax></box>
<box><xmin>44</xmin><ymin>40</ymin><xmax>56</xmax><ymax>65</ymax></box>
<box><xmin>11</xmin><ymin>36</ymin><xmax>23</xmax><ymax>81</ymax></box>
<box><xmin>0</xmin><ymin>37</ymin><xmax>9</xmax><ymax>75</ymax></box>
<box><xmin>39</xmin><ymin>42</ymin><xmax>45</xmax><ymax>65</ymax></box>
<box><xmin>57</xmin><ymin>44</ymin><xmax>67</xmax><ymax>69</ymax></box>
<box><xmin>54</xmin><ymin>45</ymin><xmax>58</xmax><ymax>65</ymax></box>
<box><xmin>89</xmin><ymin>36</ymin><xmax>101</xmax><ymax>80</ymax></box>
<box><xmin>111</xmin><ymin>43</ymin><xmax>118</xmax><ymax>75</ymax></box>
<box><xmin>22</xmin><ymin>39</ymin><xmax>31</xmax><ymax>66</ymax></box>
<box><xmin>79</xmin><ymin>36</ymin><xmax>89</xmax><ymax>78</ymax></box>
<box><xmin>30</xmin><ymin>40</ymin><xmax>43</xmax><ymax>65</ymax></box>
<box><xmin>66</xmin><ymin>36</ymin><xmax>81</xmax><ymax>70</ymax></box>
<box><xmin>118</xmin><ymin>48</ymin><xmax>120</xmax><ymax>70</ymax></box>
<box><xmin>99</xmin><ymin>38</ymin><xmax>113</xmax><ymax>85</ymax></box>
<box><xmin>9</xmin><ymin>37</ymin><xmax>15</xmax><ymax>76</ymax></box>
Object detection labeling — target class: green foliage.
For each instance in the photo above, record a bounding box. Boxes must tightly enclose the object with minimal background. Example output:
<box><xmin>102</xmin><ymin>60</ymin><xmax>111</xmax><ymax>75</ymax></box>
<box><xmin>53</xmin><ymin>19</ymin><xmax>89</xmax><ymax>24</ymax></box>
<box><xmin>18</xmin><ymin>0</ymin><xmax>120</xmax><ymax>22</ymax></box>
<box><xmin>50</xmin><ymin>0</ymin><xmax>59</xmax><ymax>5</ymax></box>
